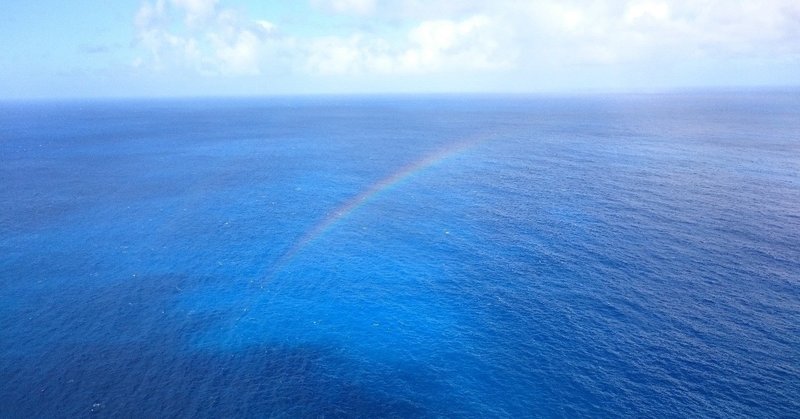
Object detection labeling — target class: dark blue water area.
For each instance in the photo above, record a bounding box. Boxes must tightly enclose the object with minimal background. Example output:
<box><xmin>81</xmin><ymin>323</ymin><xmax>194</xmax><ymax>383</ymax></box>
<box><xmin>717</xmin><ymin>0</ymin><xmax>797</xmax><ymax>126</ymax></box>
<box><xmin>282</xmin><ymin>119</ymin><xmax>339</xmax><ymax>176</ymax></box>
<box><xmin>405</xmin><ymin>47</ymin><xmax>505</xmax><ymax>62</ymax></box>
<box><xmin>1</xmin><ymin>92</ymin><xmax>799</xmax><ymax>417</ymax></box>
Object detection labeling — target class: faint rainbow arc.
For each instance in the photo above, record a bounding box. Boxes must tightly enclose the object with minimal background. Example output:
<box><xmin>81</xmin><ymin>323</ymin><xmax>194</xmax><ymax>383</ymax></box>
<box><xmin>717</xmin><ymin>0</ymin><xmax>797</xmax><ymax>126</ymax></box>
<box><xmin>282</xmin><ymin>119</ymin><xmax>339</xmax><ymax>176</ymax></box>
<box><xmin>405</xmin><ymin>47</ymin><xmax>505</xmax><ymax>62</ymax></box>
<box><xmin>265</xmin><ymin>131</ymin><xmax>497</xmax><ymax>280</ymax></box>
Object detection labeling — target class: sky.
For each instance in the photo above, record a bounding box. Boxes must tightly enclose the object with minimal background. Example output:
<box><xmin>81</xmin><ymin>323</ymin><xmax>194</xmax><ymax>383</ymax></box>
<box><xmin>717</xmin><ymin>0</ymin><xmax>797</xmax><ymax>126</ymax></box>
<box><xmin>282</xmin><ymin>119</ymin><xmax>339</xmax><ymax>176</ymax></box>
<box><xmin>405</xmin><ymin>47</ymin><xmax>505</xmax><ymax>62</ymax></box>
<box><xmin>1</xmin><ymin>0</ymin><xmax>799</xmax><ymax>98</ymax></box>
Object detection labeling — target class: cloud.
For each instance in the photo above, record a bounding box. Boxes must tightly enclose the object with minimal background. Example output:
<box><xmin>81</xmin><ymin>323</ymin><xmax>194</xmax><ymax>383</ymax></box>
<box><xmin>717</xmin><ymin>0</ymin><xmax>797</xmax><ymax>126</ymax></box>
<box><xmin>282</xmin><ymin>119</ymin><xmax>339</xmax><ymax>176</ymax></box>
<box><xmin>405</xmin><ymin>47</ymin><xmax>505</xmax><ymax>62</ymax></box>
<box><xmin>171</xmin><ymin>0</ymin><xmax>219</xmax><ymax>25</ymax></box>
<box><xmin>311</xmin><ymin>0</ymin><xmax>377</xmax><ymax>15</ymax></box>
<box><xmin>131</xmin><ymin>0</ymin><xmax>800</xmax><ymax>88</ymax></box>
<box><xmin>483</xmin><ymin>0</ymin><xmax>800</xmax><ymax>69</ymax></box>
<box><xmin>304</xmin><ymin>15</ymin><xmax>510</xmax><ymax>75</ymax></box>
<box><xmin>624</xmin><ymin>1</ymin><xmax>670</xmax><ymax>23</ymax></box>
<box><xmin>133</xmin><ymin>0</ymin><xmax>279</xmax><ymax>76</ymax></box>
<box><xmin>133</xmin><ymin>1</ymin><xmax>510</xmax><ymax>78</ymax></box>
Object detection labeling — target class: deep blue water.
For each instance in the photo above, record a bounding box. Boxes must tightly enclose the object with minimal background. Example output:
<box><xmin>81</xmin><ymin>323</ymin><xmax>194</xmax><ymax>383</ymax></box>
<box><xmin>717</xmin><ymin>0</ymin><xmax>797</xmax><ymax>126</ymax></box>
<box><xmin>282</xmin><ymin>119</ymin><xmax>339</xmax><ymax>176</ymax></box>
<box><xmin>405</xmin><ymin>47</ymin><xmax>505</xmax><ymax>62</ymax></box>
<box><xmin>1</xmin><ymin>93</ymin><xmax>799</xmax><ymax>417</ymax></box>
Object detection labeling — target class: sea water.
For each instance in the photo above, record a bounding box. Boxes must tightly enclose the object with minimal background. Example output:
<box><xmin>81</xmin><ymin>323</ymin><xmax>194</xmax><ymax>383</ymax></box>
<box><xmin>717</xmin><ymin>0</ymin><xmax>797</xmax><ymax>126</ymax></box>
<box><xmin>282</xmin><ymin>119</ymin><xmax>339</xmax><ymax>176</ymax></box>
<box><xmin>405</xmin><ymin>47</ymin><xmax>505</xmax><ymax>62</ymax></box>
<box><xmin>1</xmin><ymin>93</ymin><xmax>799</xmax><ymax>417</ymax></box>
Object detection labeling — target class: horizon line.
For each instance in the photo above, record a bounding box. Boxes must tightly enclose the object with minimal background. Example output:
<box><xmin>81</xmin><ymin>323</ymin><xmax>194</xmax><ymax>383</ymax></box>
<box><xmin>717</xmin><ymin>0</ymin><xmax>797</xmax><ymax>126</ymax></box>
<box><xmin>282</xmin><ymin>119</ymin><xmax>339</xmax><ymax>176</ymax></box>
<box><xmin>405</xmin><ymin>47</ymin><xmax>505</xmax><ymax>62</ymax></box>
<box><xmin>2</xmin><ymin>85</ymin><xmax>799</xmax><ymax>102</ymax></box>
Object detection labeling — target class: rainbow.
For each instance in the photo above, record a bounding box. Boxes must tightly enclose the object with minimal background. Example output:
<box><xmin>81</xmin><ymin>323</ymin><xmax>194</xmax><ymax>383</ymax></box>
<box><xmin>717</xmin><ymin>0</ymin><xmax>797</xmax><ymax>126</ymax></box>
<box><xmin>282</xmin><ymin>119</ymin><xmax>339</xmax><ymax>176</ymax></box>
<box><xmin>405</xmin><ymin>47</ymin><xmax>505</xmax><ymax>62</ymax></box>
<box><xmin>264</xmin><ymin>130</ymin><xmax>498</xmax><ymax>280</ymax></box>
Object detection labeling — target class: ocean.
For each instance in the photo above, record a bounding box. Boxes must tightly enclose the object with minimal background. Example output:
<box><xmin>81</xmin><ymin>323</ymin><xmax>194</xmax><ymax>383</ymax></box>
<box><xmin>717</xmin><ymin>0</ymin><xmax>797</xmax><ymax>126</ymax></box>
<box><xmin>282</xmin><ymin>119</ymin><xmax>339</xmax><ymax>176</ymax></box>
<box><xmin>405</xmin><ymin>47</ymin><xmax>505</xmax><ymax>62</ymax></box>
<box><xmin>1</xmin><ymin>92</ymin><xmax>798</xmax><ymax>417</ymax></box>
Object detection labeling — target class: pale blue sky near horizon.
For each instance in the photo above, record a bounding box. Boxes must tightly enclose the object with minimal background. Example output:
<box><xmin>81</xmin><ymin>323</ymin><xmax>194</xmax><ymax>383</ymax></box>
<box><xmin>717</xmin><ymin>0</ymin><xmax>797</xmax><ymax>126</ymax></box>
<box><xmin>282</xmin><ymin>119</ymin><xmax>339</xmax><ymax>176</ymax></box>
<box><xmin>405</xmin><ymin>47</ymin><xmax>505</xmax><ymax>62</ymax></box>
<box><xmin>1</xmin><ymin>0</ymin><xmax>799</xmax><ymax>99</ymax></box>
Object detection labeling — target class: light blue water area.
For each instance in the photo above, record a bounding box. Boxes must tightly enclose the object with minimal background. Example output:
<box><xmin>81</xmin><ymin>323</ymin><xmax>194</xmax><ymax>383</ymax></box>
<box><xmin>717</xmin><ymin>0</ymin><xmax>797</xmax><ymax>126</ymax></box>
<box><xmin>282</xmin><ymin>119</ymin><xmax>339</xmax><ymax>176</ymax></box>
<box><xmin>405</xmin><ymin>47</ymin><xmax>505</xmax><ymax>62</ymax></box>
<box><xmin>1</xmin><ymin>93</ymin><xmax>799</xmax><ymax>417</ymax></box>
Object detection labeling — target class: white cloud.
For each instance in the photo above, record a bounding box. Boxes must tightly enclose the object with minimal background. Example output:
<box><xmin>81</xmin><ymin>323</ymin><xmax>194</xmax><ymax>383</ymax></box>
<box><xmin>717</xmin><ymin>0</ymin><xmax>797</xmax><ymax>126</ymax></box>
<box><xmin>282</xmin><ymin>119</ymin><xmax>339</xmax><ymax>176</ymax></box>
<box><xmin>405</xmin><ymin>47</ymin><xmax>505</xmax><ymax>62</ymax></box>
<box><xmin>311</xmin><ymin>0</ymin><xmax>376</xmax><ymax>15</ymax></box>
<box><xmin>304</xmin><ymin>15</ymin><xmax>510</xmax><ymax>75</ymax></box>
<box><xmin>402</xmin><ymin>16</ymin><xmax>508</xmax><ymax>72</ymax></box>
<box><xmin>171</xmin><ymin>0</ymin><xmax>219</xmax><ymax>25</ymax></box>
<box><xmin>208</xmin><ymin>27</ymin><xmax>261</xmax><ymax>75</ymax></box>
<box><xmin>624</xmin><ymin>1</ymin><xmax>670</xmax><ymax>23</ymax></box>
<box><xmin>131</xmin><ymin>0</ymin><xmax>800</xmax><ymax>89</ymax></box>
<box><xmin>489</xmin><ymin>0</ymin><xmax>800</xmax><ymax>68</ymax></box>
<box><xmin>133</xmin><ymin>0</ymin><xmax>278</xmax><ymax>76</ymax></box>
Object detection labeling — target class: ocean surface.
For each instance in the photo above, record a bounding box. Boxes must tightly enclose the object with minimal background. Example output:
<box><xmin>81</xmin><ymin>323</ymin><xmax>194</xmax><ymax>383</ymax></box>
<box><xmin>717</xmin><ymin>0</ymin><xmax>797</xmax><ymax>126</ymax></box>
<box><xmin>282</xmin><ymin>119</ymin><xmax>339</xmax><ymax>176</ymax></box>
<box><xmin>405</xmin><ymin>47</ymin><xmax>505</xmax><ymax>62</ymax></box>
<box><xmin>1</xmin><ymin>93</ymin><xmax>799</xmax><ymax>417</ymax></box>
